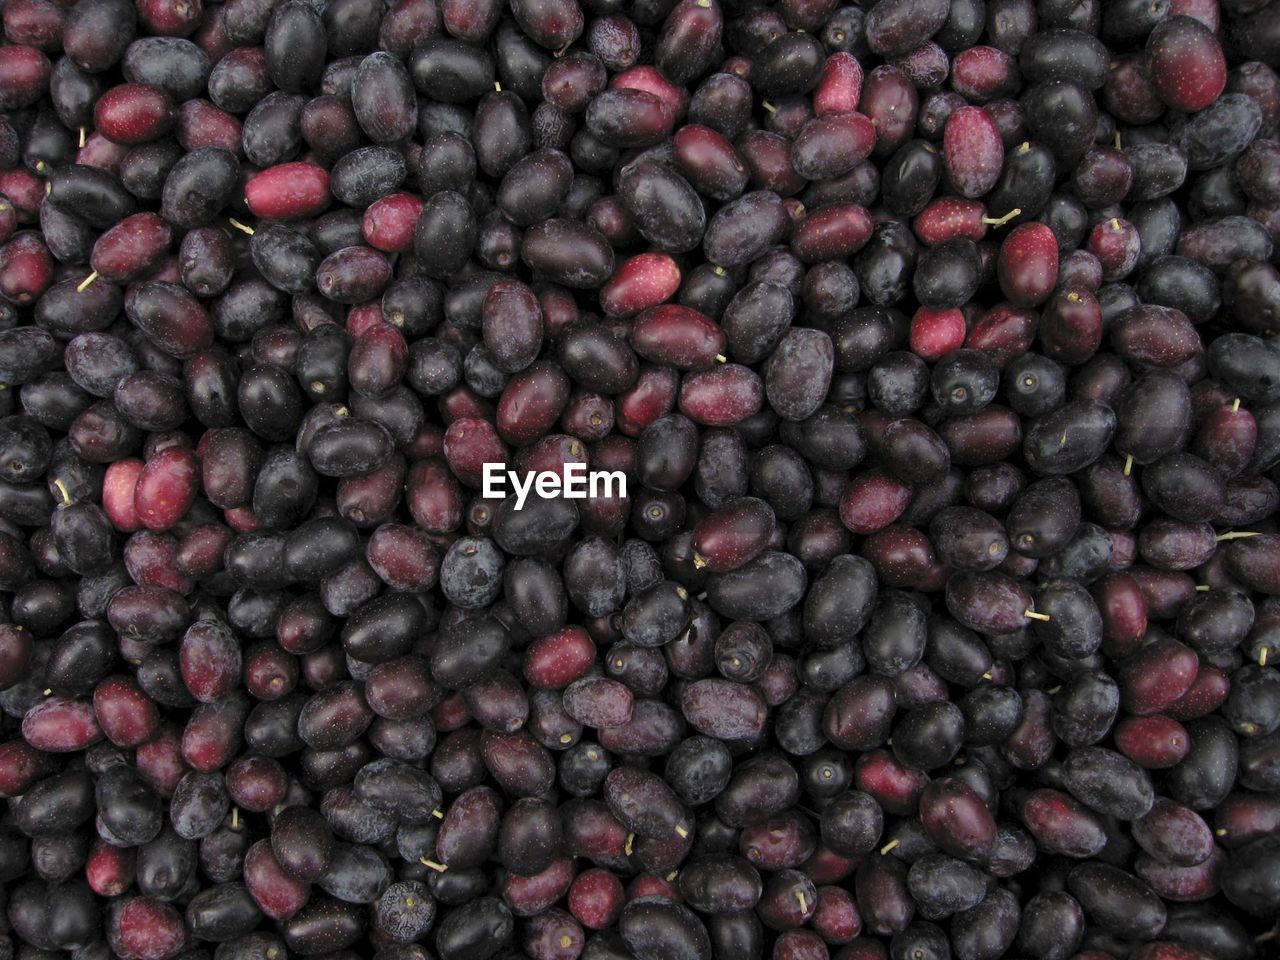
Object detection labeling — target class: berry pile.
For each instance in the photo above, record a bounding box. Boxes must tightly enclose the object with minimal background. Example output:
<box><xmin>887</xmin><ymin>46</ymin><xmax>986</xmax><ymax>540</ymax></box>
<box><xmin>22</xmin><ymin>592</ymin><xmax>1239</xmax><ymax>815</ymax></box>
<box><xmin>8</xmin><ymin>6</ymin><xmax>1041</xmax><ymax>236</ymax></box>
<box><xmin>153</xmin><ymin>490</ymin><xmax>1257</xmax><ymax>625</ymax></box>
<box><xmin>1</xmin><ymin>0</ymin><xmax>1280</xmax><ymax>959</ymax></box>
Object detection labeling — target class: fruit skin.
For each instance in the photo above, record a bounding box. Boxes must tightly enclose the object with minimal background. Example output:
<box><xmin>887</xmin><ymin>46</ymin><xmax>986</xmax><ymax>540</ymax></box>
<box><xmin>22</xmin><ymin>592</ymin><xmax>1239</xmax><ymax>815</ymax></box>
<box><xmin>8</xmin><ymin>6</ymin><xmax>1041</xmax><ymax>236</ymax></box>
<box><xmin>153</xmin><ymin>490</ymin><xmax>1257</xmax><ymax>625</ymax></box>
<box><xmin>621</xmin><ymin>897</ymin><xmax>712</xmax><ymax>960</ymax></box>
<box><xmin>602</xmin><ymin>253</ymin><xmax>682</xmax><ymax>319</ymax></box>
<box><xmin>944</xmin><ymin>106</ymin><xmax>1004</xmax><ymax>199</ymax></box>
<box><xmin>1222</xmin><ymin>834</ymin><xmax>1280</xmax><ymax>916</ymax></box>
<box><xmin>5</xmin><ymin>3</ymin><xmax>1280</xmax><ymax>959</ymax></box>
<box><xmin>911</xmin><ymin>307</ymin><xmax>966</xmax><ymax>361</ymax></box>
<box><xmin>243</xmin><ymin>163</ymin><xmax>331</xmax><ymax>220</ymax></box>
<box><xmin>998</xmin><ymin>222</ymin><xmax>1059</xmax><ymax>307</ymax></box>
<box><xmin>1147</xmin><ymin>16</ymin><xmax>1227</xmax><ymax>113</ymax></box>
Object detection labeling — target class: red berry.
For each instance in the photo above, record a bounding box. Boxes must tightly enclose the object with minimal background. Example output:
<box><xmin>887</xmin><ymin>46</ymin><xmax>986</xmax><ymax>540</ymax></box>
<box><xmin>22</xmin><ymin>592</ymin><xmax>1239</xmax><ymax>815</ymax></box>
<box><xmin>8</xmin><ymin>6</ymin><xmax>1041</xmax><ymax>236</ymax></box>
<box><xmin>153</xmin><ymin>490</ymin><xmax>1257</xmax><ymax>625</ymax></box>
<box><xmin>944</xmin><ymin>105</ymin><xmax>1004</xmax><ymax>199</ymax></box>
<box><xmin>997</xmin><ymin>222</ymin><xmax>1059</xmax><ymax>307</ymax></box>
<box><xmin>910</xmin><ymin>306</ymin><xmax>967</xmax><ymax>361</ymax></box>
<box><xmin>1148</xmin><ymin>16</ymin><xmax>1227</xmax><ymax>112</ymax></box>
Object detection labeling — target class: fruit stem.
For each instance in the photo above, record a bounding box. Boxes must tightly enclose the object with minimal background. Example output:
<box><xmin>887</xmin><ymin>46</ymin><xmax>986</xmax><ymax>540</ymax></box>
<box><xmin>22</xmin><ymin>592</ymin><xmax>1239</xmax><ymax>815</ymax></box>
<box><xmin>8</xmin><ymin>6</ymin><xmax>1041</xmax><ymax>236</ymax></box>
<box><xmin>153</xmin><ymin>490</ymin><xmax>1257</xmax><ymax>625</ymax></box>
<box><xmin>666</xmin><ymin>870</ymin><xmax>678</xmax><ymax>881</ymax></box>
<box><xmin>981</xmin><ymin>672</ymin><xmax>993</xmax><ymax>680</ymax></box>
<box><xmin>762</xmin><ymin>101</ymin><xmax>777</xmax><ymax>113</ymax></box>
<box><xmin>231</xmin><ymin>807</ymin><xmax>239</xmax><ymax>830</ymax></box>
<box><xmin>1123</xmin><ymin>454</ymin><xmax>1133</xmax><ymax>476</ymax></box>
<box><xmin>715</xmin><ymin>354</ymin><xmax>727</xmax><ymax>363</ymax></box>
<box><xmin>880</xmin><ymin>838</ymin><xmax>900</xmax><ymax>855</ymax></box>
<box><xmin>1217</xmin><ymin>531</ymin><xmax>1260</xmax><ymax>541</ymax></box>
<box><xmin>1024</xmin><ymin>610</ymin><xmax>1051</xmax><ymax>621</ymax></box>
<box><xmin>1114</xmin><ymin>130</ymin><xmax>1121</xmax><ymax>150</ymax></box>
<box><xmin>1195</xmin><ymin>584</ymin><xmax>1210</xmax><ymax>591</ymax></box>
<box><xmin>1261</xmin><ymin>648</ymin><xmax>1269</xmax><ymax>666</ymax></box>
<box><xmin>432</xmin><ymin>809</ymin><xmax>444</xmax><ymax>819</ymax></box>
<box><xmin>981</xmin><ymin>207</ymin><xmax>1021</xmax><ymax>227</ymax></box>
<box><xmin>1233</xmin><ymin>398</ymin><xmax>1241</xmax><ymax>412</ymax></box>
<box><xmin>419</xmin><ymin>859</ymin><xmax>448</xmax><ymax>872</ymax></box>
<box><xmin>76</xmin><ymin>270</ymin><xmax>98</xmax><ymax>293</ymax></box>
<box><xmin>624</xmin><ymin>832</ymin><xmax>635</xmax><ymax>855</ymax></box>
<box><xmin>78</xmin><ymin>127</ymin><xmax>86</xmax><ymax>148</ymax></box>
<box><xmin>52</xmin><ymin>477</ymin><xmax>71</xmax><ymax>505</ymax></box>
<box><xmin>494</xmin><ymin>81</ymin><xmax>501</xmax><ymax>91</ymax></box>
<box><xmin>228</xmin><ymin>218</ymin><xmax>255</xmax><ymax>235</ymax></box>
<box><xmin>696</xmin><ymin>592</ymin><xmax>707</xmax><ymax>601</ymax></box>
<box><xmin>795</xmin><ymin>890</ymin><xmax>807</xmax><ymax>912</ymax></box>
<box><xmin>691</xmin><ymin>552</ymin><xmax>707</xmax><ymax>569</ymax></box>
<box><xmin>675</xmin><ymin>824</ymin><xmax>688</xmax><ymax>838</ymax></box>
